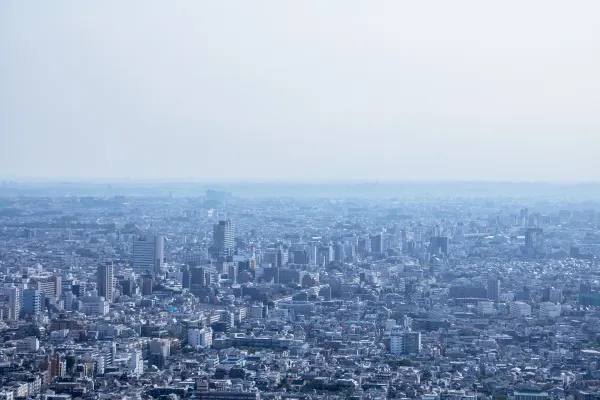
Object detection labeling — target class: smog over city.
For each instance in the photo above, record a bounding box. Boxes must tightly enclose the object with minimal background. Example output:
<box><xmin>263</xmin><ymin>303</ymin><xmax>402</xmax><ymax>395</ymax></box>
<box><xmin>1</xmin><ymin>1</ymin><xmax>600</xmax><ymax>399</ymax></box>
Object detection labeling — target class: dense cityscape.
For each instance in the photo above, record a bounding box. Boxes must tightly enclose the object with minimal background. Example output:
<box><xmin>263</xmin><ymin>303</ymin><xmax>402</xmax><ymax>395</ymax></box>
<box><xmin>3</xmin><ymin>0</ymin><xmax>599</xmax><ymax>399</ymax></box>
<box><xmin>0</xmin><ymin>182</ymin><xmax>600</xmax><ymax>400</ymax></box>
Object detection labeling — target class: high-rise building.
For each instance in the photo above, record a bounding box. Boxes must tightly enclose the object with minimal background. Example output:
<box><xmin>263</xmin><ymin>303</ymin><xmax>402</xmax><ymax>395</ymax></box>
<box><xmin>0</xmin><ymin>285</ymin><xmax>20</xmax><ymax>320</ymax></box>
<box><xmin>539</xmin><ymin>302</ymin><xmax>561</xmax><ymax>318</ymax></box>
<box><xmin>211</xmin><ymin>220</ymin><xmax>234</xmax><ymax>259</ymax></box>
<box><xmin>182</xmin><ymin>265</ymin><xmax>191</xmax><ymax>289</ymax></box>
<box><xmin>142</xmin><ymin>275</ymin><xmax>153</xmax><ymax>296</ymax></box>
<box><xmin>403</xmin><ymin>331</ymin><xmax>422</xmax><ymax>355</ymax></box>
<box><xmin>119</xmin><ymin>277</ymin><xmax>136</xmax><ymax>297</ymax></box>
<box><xmin>317</xmin><ymin>245</ymin><xmax>334</xmax><ymax>266</ymax></box>
<box><xmin>370</xmin><ymin>233</ymin><xmax>383</xmax><ymax>253</ymax></box>
<box><xmin>33</xmin><ymin>275</ymin><xmax>62</xmax><ymax>300</ymax></box>
<box><xmin>22</xmin><ymin>289</ymin><xmax>42</xmax><ymax>316</ymax></box>
<box><xmin>429</xmin><ymin>236</ymin><xmax>449</xmax><ymax>256</ymax></box>
<box><xmin>190</xmin><ymin>266</ymin><xmax>208</xmax><ymax>286</ymax></box>
<box><xmin>525</xmin><ymin>228</ymin><xmax>544</xmax><ymax>252</ymax></box>
<box><xmin>401</xmin><ymin>229</ymin><xmax>408</xmax><ymax>253</ymax></box>
<box><xmin>188</xmin><ymin>327</ymin><xmax>213</xmax><ymax>348</ymax></box>
<box><xmin>509</xmin><ymin>301</ymin><xmax>532</xmax><ymax>317</ymax></box>
<box><xmin>333</xmin><ymin>243</ymin><xmax>345</xmax><ymax>262</ymax></box>
<box><xmin>542</xmin><ymin>287</ymin><xmax>562</xmax><ymax>303</ymax></box>
<box><xmin>291</xmin><ymin>249</ymin><xmax>309</xmax><ymax>265</ymax></box>
<box><xmin>97</xmin><ymin>263</ymin><xmax>114</xmax><ymax>303</ymax></box>
<box><xmin>390</xmin><ymin>327</ymin><xmax>404</xmax><ymax>355</ymax></box>
<box><xmin>149</xmin><ymin>338</ymin><xmax>170</xmax><ymax>368</ymax></box>
<box><xmin>133</xmin><ymin>235</ymin><xmax>164</xmax><ymax>274</ymax></box>
<box><xmin>390</xmin><ymin>326</ymin><xmax>421</xmax><ymax>355</ymax></box>
<box><xmin>128</xmin><ymin>349</ymin><xmax>143</xmax><ymax>377</ymax></box>
<box><xmin>72</xmin><ymin>283</ymin><xmax>86</xmax><ymax>297</ymax></box>
<box><xmin>262</xmin><ymin>245</ymin><xmax>289</xmax><ymax>267</ymax></box>
<box><xmin>487</xmin><ymin>277</ymin><xmax>501</xmax><ymax>302</ymax></box>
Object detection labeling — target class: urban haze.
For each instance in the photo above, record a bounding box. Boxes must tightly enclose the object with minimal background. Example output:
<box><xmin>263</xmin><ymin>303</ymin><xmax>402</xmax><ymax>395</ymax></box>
<box><xmin>1</xmin><ymin>2</ymin><xmax>600</xmax><ymax>400</ymax></box>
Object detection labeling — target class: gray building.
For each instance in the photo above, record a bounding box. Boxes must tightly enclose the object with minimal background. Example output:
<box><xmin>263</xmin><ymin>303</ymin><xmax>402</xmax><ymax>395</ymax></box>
<box><xmin>212</xmin><ymin>220</ymin><xmax>234</xmax><ymax>259</ymax></box>
<box><xmin>133</xmin><ymin>235</ymin><xmax>164</xmax><ymax>274</ymax></box>
<box><xmin>97</xmin><ymin>263</ymin><xmax>115</xmax><ymax>303</ymax></box>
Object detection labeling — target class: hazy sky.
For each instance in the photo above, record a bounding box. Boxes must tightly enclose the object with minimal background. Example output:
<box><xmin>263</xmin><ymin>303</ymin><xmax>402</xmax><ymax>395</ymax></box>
<box><xmin>1</xmin><ymin>1</ymin><xmax>599</xmax><ymax>182</ymax></box>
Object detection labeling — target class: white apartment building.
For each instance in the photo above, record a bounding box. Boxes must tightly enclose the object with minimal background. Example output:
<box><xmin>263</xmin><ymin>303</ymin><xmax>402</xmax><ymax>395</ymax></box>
<box><xmin>539</xmin><ymin>302</ymin><xmax>561</xmax><ymax>318</ymax></box>
<box><xmin>188</xmin><ymin>327</ymin><xmax>213</xmax><ymax>348</ymax></box>
<box><xmin>510</xmin><ymin>301</ymin><xmax>532</xmax><ymax>317</ymax></box>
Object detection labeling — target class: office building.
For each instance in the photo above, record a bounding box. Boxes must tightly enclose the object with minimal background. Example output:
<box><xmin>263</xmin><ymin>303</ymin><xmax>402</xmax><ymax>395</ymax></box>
<box><xmin>477</xmin><ymin>301</ymin><xmax>495</xmax><ymax>316</ymax></box>
<box><xmin>390</xmin><ymin>326</ymin><xmax>422</xmax><ymax>355</ymax></box>
<box><xmin>510</xmin><ymin>301</ymin><xmax>532</xmax><ymax>317</ymax></box>
<box><xmin>429</xmin><ymin>236</ymin><xmax>449</xmax><ymax>256</ymax></box>
<box><xmin>514</xmin><ymin>391</ymin><xmax>549</xmax><ymax>400</ymax></box>
<box><xmin>79</xmin><ymin>296</ymin><xmax>109</xmax><ymax>316</ymax></box>
<box><xmin>33</xmin><ymin>275</ymin><xmax>62</xmax><ymax>300</ymax></box>
<box><xmin>390</xmin><ymin>327</ymin><xmax>404</xmax><ymax>355</ymax></box>
<box><xmin>487</xmin><ymin>277</ymin><xmax>501</xmax><ymax>301</ymax></box>
<box><xmin>333</xmin><ymin>243</ymin><xmax>345</xmax><ymax>262</ymax></box>
<box><xmin>142</xmin><ymin>275</ymin><xmax>153</xmax><ymax>296</ymax></box>
<box><xmin>119</xmin><ymin>277</ymin><xmax>136</xmax><ymax>297</ymax></box>
<box><xmin>211</xmin><ymin>220</ymin><xmax>234</xmax><ymax>259</ymax></box>
<box><xmin>128</xmin><ymin>349</ymin><xmax>143</xmax><ymax>377</ymax></box>
<box><xmin>133</xmin><ymin>235</ymin><xmax>164</xmax><ymax>274</ymax></box>
<box><xmin>149</xmin><ymin>338</ymin><xmax>171</xmax><ymax>368</ymax></box>
<box><xmin>263</xmin><ymin>245</ymin><xmax>287</xmax><ymax>267</ymax></box>
<box><xmin>97</xmin><ymin>263</ymin><xmax>114</xmax><ymax>303</ymax></box>
<box><xmin>22</xmin><ymin>289</ymin><xmax>42</xmax><ymax>316</ymax></box>
<box><xmin>182</xmin><ymin>265</ymin><xmax>191</xmax><ymax>289</ymax></box>
<box><xmin>72</xmin><ymin>283</ymin><xmax>86</xmax><ymax>297</ymax></box>
<box><xmin>0</xmin><ymin>286</ymin><xmax>20</xmax><ymax>320</ymax></box>
<box><xmin>539</xmin><ymin>302</ymin><xmax>561</xmax><ymax>318</ymax></box>
<box><xmin>317</xmin><ymin>245</ymin><xmax>334</xmax><ymax>266</ymax></box>
<box><xmin>449</xmin><ymin>285</ymin><xmax>487</xmax><ymax>299</ymax></box>
<box><xmin>188</xmin><ymin>327</ymin><xmax>213</xmax><ymax>348</ymax></box>
<box><xmin>403</xmin><ymin>331</ymin><xmax>422</xmax><ymax>355</ymax></box>
<box><xmin>291</xmin><ymin>249</ymin><xmax>309</xmax><ymax>265</ymax></box>
<box><xmin>542</xmin><ymin>287</ymin><xmax>562</xmax><ymax>303</ymax></box>
<box><xmin>370</xmin><ymin>233</ymin><xmax>383</xmax><ymax>253</ymax></box>
<box><xmin>525</xmin><ymin>228</ymin><xmax>544</xmax><ymax>252</ymax></box>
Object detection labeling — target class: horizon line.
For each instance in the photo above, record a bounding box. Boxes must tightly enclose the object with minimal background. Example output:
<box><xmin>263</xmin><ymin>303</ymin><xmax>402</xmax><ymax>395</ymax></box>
<box><xmin>3</xmin><ymin>178</ymin><xmax>600</xmax><ymax>185</ymax></box>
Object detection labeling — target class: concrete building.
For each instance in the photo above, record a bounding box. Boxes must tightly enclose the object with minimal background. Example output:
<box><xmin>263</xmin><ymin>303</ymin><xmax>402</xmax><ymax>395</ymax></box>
<box><xmin>542</xmin><ymin>287</ymin><xmax>562</xmax><ymax>303</ymax></box>
<box><xmin>429</xmin><ymin>236</ymin><xmax>449</xmax><ymax>255</ymax></box>
<box><xmin>487</xmin><ymin>277</ymin><xmax>501</xmax><ymax>301</ymax></box>
<box><xmin>510</xmin><ymin>301</ymin><xmax>532</xmax><ymax>317</ymax></box>
<box><xmin>317</xmin><ymin>245</ymin><xmax>334</xmax><ymax>266</ymax></box>
<box><xmin>370</xmin><ymin>233</ymin><xmax>384</xmax><ymax>253</ymax></box>
<box><xmin>212</xmin><ymin>219</ymin><xmax>234</xmax><ymax>259</ymax></box>
<box><xmin>403</xmin><ymin>331</ymin><xmax>422</xmax><ymax>355</ymax></box>
<box><xmin>513</xmin><ymin>391</ymin><xmax>549</xmax><ymax>400</ymax></box>
<box><xmin>97</xmin><ymin>263</ymin><xmax>114</xmax><ymax>303</ymax></box>
<box><xmin>21</xmin><ymin>289</ymin><xmax>42</xmax><ymax>316</ymax></box>
<box><xmin>390</xmin><ymin>326</ymin><xmax>404</xmax><ymax>355</ymax></box>
<box><xmin>477</xmin><ymin>301</ymin><xmax>495</xmax><ymax>316</ymax></box>
<box><xmin>0</xmin><ymin>286</ymin><xmax>20</xmax><ymax>320</ymax></box>
<box><xmin>149</xmin><ymin>338</ymin><xmax>171</xmax><ymax>368</ymax></box>
<box><xmin>390</xmin><ymin>326</ymin><xmax>421</xmax><ymax>355</ymax></box>
<box><xmin>128</xmin><ymin>349</ymin><xmax>144</xmax><ymax>377</ymax></box>
<box><xmin>16</xmin><ymin>337</ymin><xmax>39</xmax><ymax>352</ymax></box>
<box><xmin>539</xmin><ymin>302</ymin><xmax>561</xmax><ymax>318</ymax></box>
<box><xmin>33</xmin><ymin>275</ymin><xmax>61</xmax><ymax>300</ymax></box>
<box><xmin>133</xmin><ymin>235</ymin><xmax>164</xmax><ymax>274</ymax></box>
<box><xmin>188</xmin><ymin>327</ymin><xmax>213</xmax><ymax>348</ymax></box>
<box><xmin>79</xmin><ymin>296</ymin><xmax>109</xmax><ymax>316</ymax></box>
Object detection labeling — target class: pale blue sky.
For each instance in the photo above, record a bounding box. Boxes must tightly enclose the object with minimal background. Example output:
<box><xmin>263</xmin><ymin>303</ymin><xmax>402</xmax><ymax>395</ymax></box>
<box><xmin>1</xmin><ymin>1</ymin><xmax>599</xmax><ymax>181</ymax></box>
